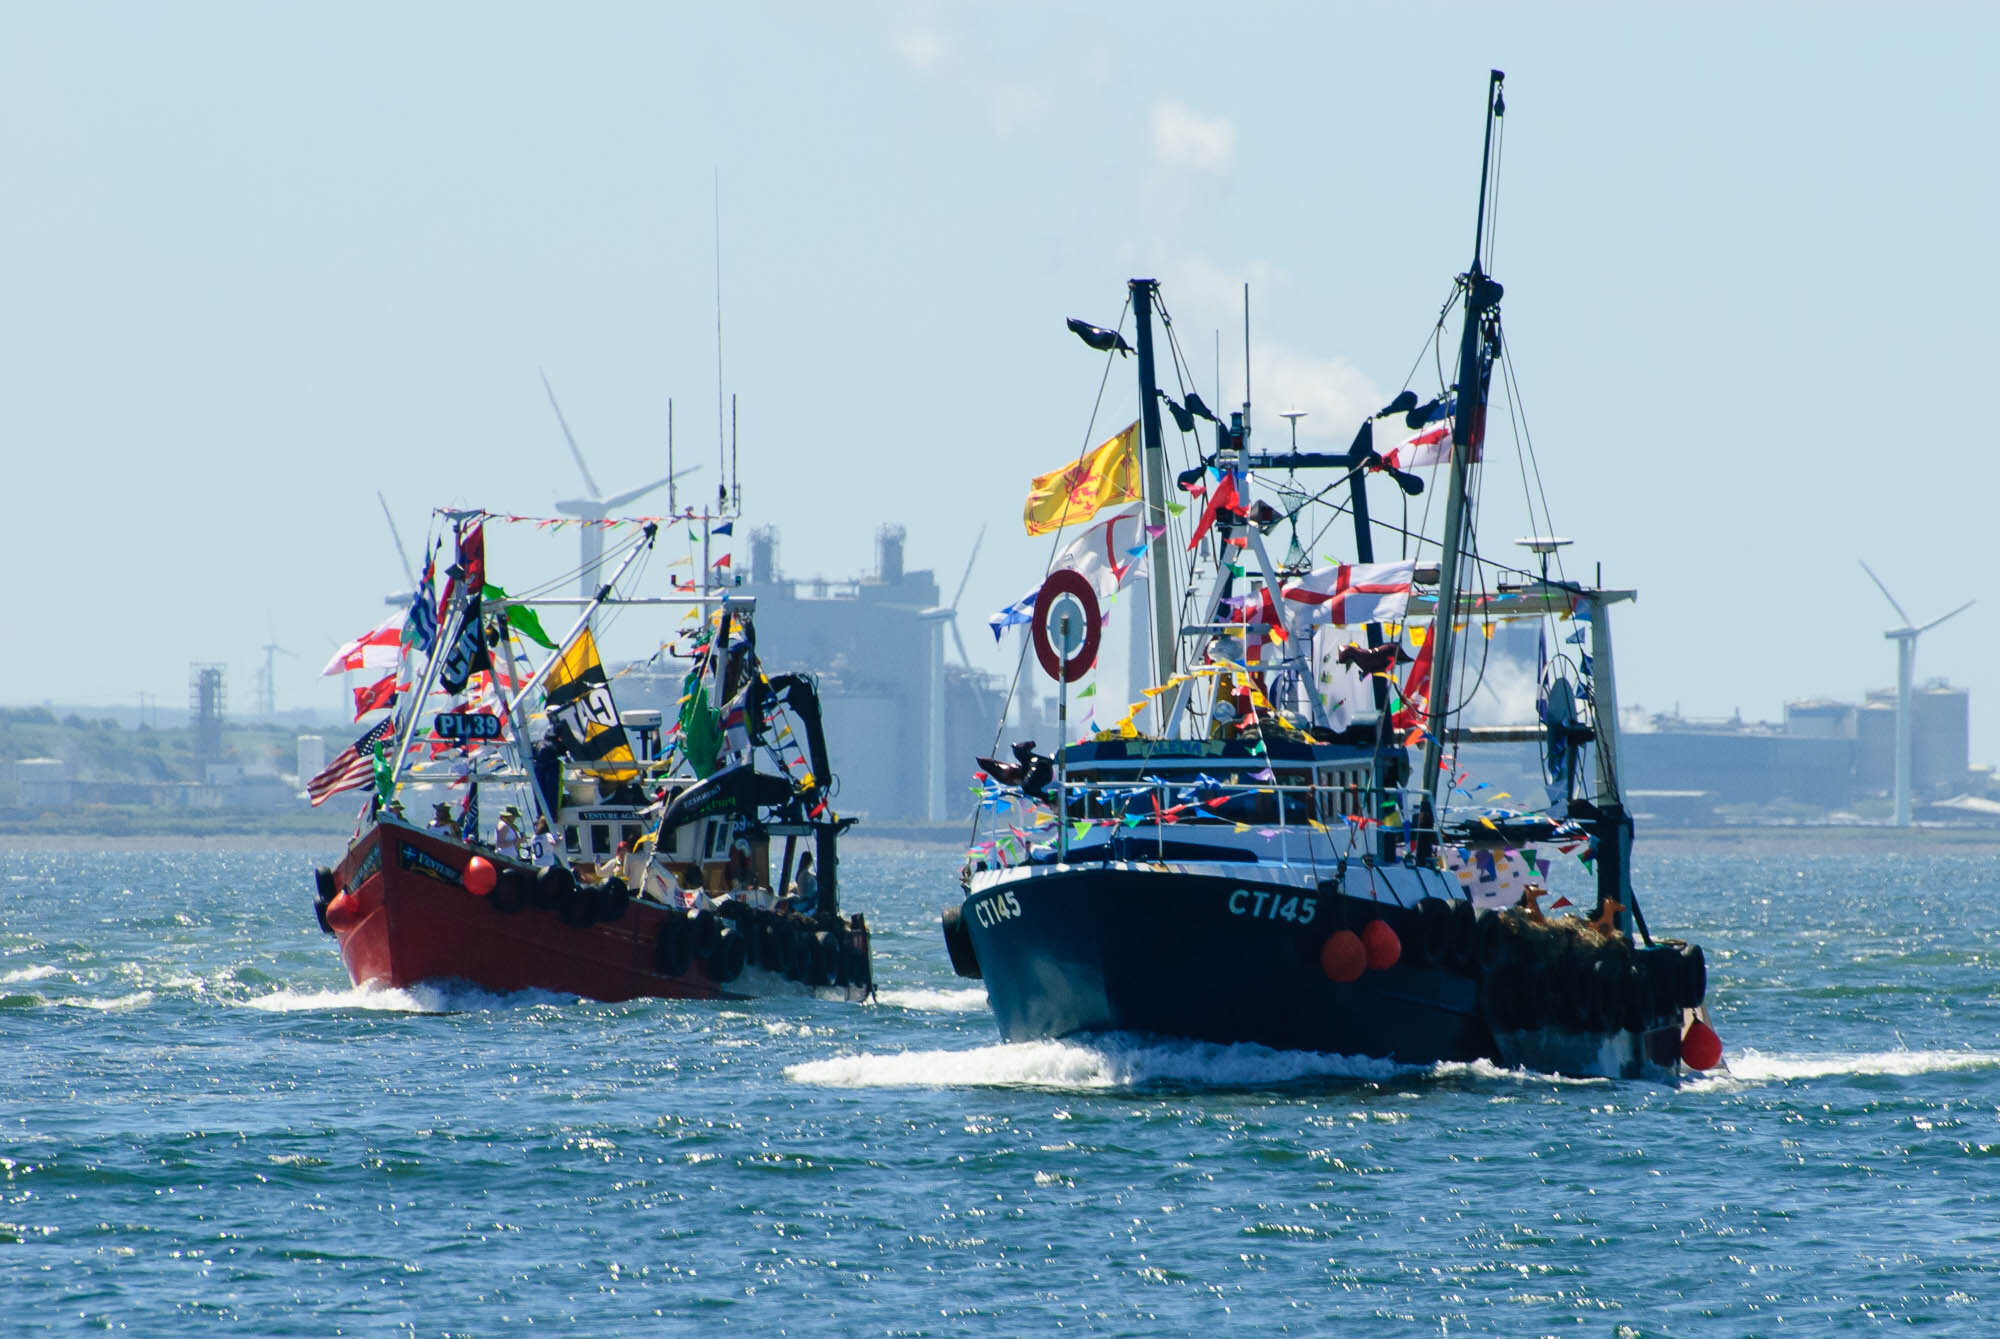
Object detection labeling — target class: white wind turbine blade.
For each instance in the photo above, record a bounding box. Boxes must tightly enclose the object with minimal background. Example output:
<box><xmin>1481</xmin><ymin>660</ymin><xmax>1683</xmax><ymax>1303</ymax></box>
<box><xmin>946</xmin><ymin>525</ymin><xmax>985</xmax><ymax>669</ymax></box>
<box><xmin>1858</xmin><ymin>560</ymin><xmax>1914</xmax><ymax>629</ymax></box>
<box><xmin>377</xmin><ymin>492</ymin><xmax>419</xmax><ymax>588</ymax></box>
<box><xmin>1916</xmin><ymin>599</ymin><xmax>1975</xmax><ymax>636</ymax></box>
<box><xmin>602</xmin><ymin>467</ymin><xmax>700</xmax><ymax>512</ymax></box>
<box><xmin>540</xmin><ymin>368</ymin><xmax>602</xmax><ymax>500</ymax></box>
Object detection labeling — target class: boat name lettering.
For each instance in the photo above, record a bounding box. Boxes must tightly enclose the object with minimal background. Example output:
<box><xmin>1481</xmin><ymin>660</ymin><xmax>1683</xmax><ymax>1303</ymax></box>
<box><xmin>433</xmin><ymin>710</ymin><xmax>503</xmax><ymax>741</ymax></box>
<box><xmin>1227</xmin><ymin>888</ymin><xmax>1316</xmax><ymax>924</ymax></box>
<box><xmin>398</xmin><ymin>842</ymin><xmax>463</xmax><ymax>886</ymax></box>
<box><xmin>972</xmin><ymin>890</ymin><xmax>1023</xmax><ymax>928</ymax></box>
<box><xmin>350</xmin><ymin>845</ymin><xmax>381</xmax><ymax>888</ymax></box>
<box><xmin>574</xmin><ymin>809</ymin><xmax>637</xmax><ymax>822</ymax></box>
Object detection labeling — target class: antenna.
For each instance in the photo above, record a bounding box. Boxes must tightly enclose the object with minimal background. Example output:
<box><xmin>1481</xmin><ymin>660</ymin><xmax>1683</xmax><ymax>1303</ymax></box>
<box><xmin>714</xmin><ymin>166</ymin><xmax>727</xmax><ymax>512</ymax></box>
<box><xmin>1278</xmin><ymin>410</ymin><xmax>1306</xmax><ymax>453</ymax></box>
<box><xmin>1241</xmin><ymin>282</ymin><xmax>1252</xmax><ymax>427</ymax></box>
<box><xmin>667</xmin><ymin>398</ymin><xmax>676</xmax><ymax>513</ymax></box>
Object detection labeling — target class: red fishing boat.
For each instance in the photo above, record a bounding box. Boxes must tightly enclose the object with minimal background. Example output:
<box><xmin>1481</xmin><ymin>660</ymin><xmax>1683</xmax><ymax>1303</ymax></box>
<box><xmin>308</xmin><ymin>503</ymin><xmax>870</xmax><ymax>1003</ymax></box>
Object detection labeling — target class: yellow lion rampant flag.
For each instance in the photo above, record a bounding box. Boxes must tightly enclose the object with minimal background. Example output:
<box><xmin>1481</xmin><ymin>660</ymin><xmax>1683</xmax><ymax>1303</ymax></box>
<box><xmin>542</xmin><ymin>627</ymin><xmax>639</xmax><ymax>784</ymax></box>
<box><xmin>1023</xmin><ymin>422</ymin><xmax>1141</xmax><ymax>536</ymax></box>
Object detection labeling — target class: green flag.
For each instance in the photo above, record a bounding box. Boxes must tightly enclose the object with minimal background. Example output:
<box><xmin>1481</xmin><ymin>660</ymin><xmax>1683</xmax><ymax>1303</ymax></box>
<box><xmin>677</xmin><ymin>677</ymin><xmax>721</xmax><ymax>779</ymax></box>
<box><xmin>485</xmin><ymin>581</ymin><xmax>559</xmax><ymax>651</ymax></box>
<box><xmin>372</xmin><ymin>741</ymin><xmax>394</xmax><ymax>800</ymax></box>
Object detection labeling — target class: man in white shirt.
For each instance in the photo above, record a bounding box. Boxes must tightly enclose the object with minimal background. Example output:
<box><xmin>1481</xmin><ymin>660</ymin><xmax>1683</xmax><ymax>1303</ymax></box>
<box><xmin>528</xmin><ymin>816</ymin><xmax>559</xmax><ymax>867</ymax></box>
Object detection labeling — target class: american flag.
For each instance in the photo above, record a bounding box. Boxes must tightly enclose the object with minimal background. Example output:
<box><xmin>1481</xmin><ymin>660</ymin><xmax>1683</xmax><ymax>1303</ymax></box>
<box><xmin>307</xmin><ymin>718</ymin><xmax>395</xmax><ymax>807</ymax></box>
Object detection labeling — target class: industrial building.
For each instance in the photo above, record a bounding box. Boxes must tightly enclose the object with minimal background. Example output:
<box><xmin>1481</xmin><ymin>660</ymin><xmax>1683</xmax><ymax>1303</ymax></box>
<box><xmin>614</xmin><ymin>524</ymin><xmax>1009</xmax><ymax>824</ymax></box>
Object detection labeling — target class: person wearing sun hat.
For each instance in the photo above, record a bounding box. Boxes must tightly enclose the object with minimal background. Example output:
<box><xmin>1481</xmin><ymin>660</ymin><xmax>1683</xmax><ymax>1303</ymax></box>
<box><xmin>429</xmin><ymin>802</ymin><xmax>461</xmax><ymax>842</ymax></box>
<box><xmin>494</xmin><ymin>805</ymin><xmax>524</xmax><ymax>859</ymax></box>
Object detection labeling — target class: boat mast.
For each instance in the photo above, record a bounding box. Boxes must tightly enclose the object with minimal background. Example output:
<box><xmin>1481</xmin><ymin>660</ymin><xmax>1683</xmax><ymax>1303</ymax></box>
<box><xmin>1419</xmin><ymin>70</ymin><xmax>1506</xmax><ymax>812</ymax></box>
<box><xmin>1129</xmin><ymin>279</ymin><xmax>1177</xmax><ymax>718</ymax></box>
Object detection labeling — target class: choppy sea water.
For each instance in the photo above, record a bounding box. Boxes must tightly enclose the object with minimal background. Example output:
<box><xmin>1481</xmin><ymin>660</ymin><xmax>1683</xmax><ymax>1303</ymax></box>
<box><xmin>2</xmin><ymin>842</ymin><xmax>1997</xmax><ymax>1336</ymax></box>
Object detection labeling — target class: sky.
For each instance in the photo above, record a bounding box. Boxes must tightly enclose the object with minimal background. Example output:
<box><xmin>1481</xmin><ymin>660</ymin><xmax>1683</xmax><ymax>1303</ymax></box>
<box><xmin>6</xmin><ymin>2</ymin><xmax>1998</xmax><ymax>758</ymax></box>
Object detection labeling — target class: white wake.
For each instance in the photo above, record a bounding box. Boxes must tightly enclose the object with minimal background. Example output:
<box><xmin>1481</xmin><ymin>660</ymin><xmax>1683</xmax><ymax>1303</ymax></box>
<box><xmin>1721</xmin><ymin>1048</ymin><xmax>2000</xmax><ymax>1083</ymax></box>
<box><xmin>238</xmin><ymin>981</ymin><xmax>575</xmax><ymax>1014</ymax></box>
<box><xmin>787</xmin><ymin>1035</ymin><xmax>1406</xmax><ymax>1091</ymax></box>
<box><xmin>871</xmin><ymin>986</ymin><xmax>989</xmax><ymax>1013</ymax></box>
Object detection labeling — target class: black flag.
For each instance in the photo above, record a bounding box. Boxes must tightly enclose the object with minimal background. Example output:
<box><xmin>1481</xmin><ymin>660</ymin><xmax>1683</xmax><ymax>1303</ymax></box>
<box><xmin>437</xmin><ymin>595</ymin><xmax>492</xmax><ymax>695</ymax></box>
<box><xmin>1066</xmin><ymin>317</ymin><xmax>1133</xmax><ymax>356</ymax></box>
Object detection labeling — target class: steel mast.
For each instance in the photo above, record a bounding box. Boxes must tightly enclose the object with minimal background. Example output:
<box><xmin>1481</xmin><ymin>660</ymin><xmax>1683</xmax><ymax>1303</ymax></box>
<box><xmin>1419</xmin><ymin>70</ymin><xmax>1507</xmax><ymax>813</ymax></box>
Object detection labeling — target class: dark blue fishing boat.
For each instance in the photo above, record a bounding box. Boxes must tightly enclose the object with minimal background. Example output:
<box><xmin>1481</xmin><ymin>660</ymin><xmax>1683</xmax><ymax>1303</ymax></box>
<box><xmin>943</xmin><ymin>72</ymin><xmax>1721</xmax><ymax>1080</ymax></box>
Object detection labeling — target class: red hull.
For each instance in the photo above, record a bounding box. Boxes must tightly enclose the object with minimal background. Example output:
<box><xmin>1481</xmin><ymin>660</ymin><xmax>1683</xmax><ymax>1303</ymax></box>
<box><xmin>322</xmin><ymin>823</ymin><xmax>868</xmax><ymax>1003</ymax></box>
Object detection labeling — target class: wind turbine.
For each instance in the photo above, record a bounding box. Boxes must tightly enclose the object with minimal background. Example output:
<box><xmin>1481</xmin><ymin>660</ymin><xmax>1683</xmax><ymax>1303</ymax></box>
<box><xmin>1859</xmin><ymin>561</ymin><xmax>1973</xmax><ymax>826</ymax></box>
<box><xmin>918</xmin><ymin>526</ymin><xmax>985</xmax><ymax>823</ymax></box>
<box><xmin>541</xmin><ymin>370</ymin><xmax>695</xmax><ymax>600</ymax></box>
<box><xmin>256</xmin><ymin>623</ymin><xmax>296</xmax><ymax>719</ymax></box>
<box><xmin>378</xmin><ymin>491</ymin><xmax>420</xmax><ymax>608</ymax></box>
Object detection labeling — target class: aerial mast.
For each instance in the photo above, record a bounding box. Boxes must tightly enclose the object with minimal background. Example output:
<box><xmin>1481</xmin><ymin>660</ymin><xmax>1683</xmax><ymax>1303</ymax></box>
<box><xmin>1129</xmin><ymin>279</ymin><xmax>1177</xmax><ymax>715</ymax></box>
<box><xmin>1419</xmin><ymin>69</ymin><xmax>1507</xmax><ymax>811</ymax></box>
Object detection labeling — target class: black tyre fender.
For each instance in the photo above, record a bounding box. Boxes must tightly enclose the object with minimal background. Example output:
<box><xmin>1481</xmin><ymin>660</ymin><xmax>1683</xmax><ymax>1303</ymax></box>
<box><xmin>1676</xmin><ymin>943</ymin><xmax>1708</xmax><ymax>1009</ymax></box>
<box><xmin>685</xmin><ymin>909</ymin><xmax>715</xmax><ymax>959</ymax></box>
<box><xmin>1475</xmin><ymin>909</ymin><xmax>1511</xmax><ymax>971</ymax></box>
<box><xmin>771</xmin><ymin>918</ymin><xmax>799</xmax><ymax>977</ymax></box>
<box><xmin>654</xmin><ymin>910</ymin><xmax>695</xmax><ymax>978</ymax></box>
<box><xmin>1613</xmin><ymin>951</ymin><xmax>1648</xmax><ymax>1033</ymax></box>
<box><xmin>313</xmin><ymin>866</ymin><xmax>337</xmax><ymax>934</ymax></box>
<box><xmin>1412</xmin><ymin>898</ymin><xmax>1454</xmax><ymax>969</ymax></box>
<box><xmin>1556</xmin><ymin>951</ymin><xmax>1594</xmax><ymax>1030</ymax></box>
<box><xmin>840</xmin><ymin>933</ymin><xmax>871</xmax><ymax>990</ymax></box>
<box><xmin>1448</xmin><ymin>897</ymin><xmax>1479</xmax><ymax>972</ymax></box>
<box><xmin>491</xmin><ymin>869</ymin><xmax>530</xmax><ymax>914</ymax></box>
<box><xmin>533</xmin><ymin>864</ymin><xmax>574</xmax><ymax>911</ymax></box>
<box><xmin>1590</xmin><ymin>954</ymin><xmax>1625</xmax><ymax>1033</ymax></box>
<box><xmin>787</xmin><ymin>922</ymin><xmax>817</xmax><ymax>980</ymax></box>
<box><xmin>810</xmin><ymin>930</ymin><xmax>840</xmax><ymax>987</ymax></box>
<box><xmin>940</xmin><ymin>905</ymin><xmax>983</xmax><ymax>980</ymax></box>
<box><xmin>751</xmin><ymin>911</ymin><xmax>781</xmax><ymax>971</ymax></box>
<box><xmin>709</xmin><ymin>922</ymin><xmax>746</xmax><ymax>983</ymax></box>
<box><xmin>559</xmin><ymin>879</ymin><xmax>598</xmax><ymax>928</ymax></box>
<box><xmin>598</xmin><ymin>877</ymin><xmax>631</xmax><ymax>925</ymax></box>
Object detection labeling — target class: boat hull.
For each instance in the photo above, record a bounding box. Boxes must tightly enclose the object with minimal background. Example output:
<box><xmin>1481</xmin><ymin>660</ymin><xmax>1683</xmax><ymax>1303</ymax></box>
<box><xmin>961</xmin><ymin>861</ymin><xmax>1684</xmax><ymax>1080</ymax></box>
<box><xmin>322</xmin><ymin>824</ymin><xmax>870</xmax><ymax>1003</ymax></box>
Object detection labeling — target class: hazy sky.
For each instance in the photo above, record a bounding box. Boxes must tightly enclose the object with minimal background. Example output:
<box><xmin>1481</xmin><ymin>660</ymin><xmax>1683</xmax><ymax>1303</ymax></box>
<box><xmin>7</xmin><ymin>3</ymin><xmax>1997</xmax><ymax>758</ymax></box>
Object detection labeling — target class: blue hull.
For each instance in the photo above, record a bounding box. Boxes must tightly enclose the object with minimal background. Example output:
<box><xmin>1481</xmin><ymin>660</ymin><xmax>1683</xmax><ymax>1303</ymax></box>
<box><xmin>961</xmin><ymin>862</ymin><xmax>1684</xmax><ymax>1080</ymax></box>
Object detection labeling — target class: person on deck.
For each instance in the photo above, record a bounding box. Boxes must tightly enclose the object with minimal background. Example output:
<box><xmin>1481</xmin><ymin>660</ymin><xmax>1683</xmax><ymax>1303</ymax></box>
<box><xmin>532</xmin><ymin>734</ymin><xmax>564</xmax><ymax>819</ymax></box>
<box><xmin>429</xmin><ymin>803</ymin><xmax>461</xmax><ymax>841</ymax></box>
<box><xmin>781</xmin><ymin>852</ymin><xmax>819</xmax><ymax>919</ymax></box>
<box><xmin>494</xmin><ymin>806</ymin><xmax>524</xmax><ymax>860</ymax></box>
<box><xmin>528</xmin><ymin>815</ymin><xmax>558</xmax><ymax>867</ymax></box>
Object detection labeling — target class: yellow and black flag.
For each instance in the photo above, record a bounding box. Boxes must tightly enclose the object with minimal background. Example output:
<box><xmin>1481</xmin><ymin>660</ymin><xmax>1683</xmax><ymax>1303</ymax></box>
<box><xmin>542</xmin><ymin>628</ymin><xmax>638</xmax><ymax>783</ymax></box>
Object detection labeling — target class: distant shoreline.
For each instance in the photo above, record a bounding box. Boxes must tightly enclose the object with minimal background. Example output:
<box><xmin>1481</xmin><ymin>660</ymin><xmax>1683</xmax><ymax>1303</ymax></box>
<box><xmin>4</xmin><ymin>823</ymin><xmax>1999</xmax><ymax>856</ymax></box>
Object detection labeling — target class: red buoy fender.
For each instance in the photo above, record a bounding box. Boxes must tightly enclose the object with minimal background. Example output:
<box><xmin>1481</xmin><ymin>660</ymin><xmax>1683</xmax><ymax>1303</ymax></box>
<box><xmin>1681</xmin><ymin>1019</ymin><xmax>1723</xmax><ymax>1072</ymax></box>
<box><xmin>323</xmin><ymin>891</ymin><xmax>360</xmax><ymax>929</ymax></box>
<box><xmin>1360</xmin><ymin>919</ymin><xmax>1402</xmax><ymax>971</ymax></box>
<box><xmin>463</xmin><ymin>856</ymin><xmax>496</xmax><ymax>896</ymax></box>
<box><xmin>1319</xmin><ymin>930</ymin><xmax>1367</xmax><ymax>983</ymax></box>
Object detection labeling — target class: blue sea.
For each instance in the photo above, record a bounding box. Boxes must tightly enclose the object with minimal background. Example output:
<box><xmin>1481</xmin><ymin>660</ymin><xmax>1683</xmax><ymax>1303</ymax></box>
<box><xmin>3</xmin><ymin>840</ymin><xmax>1997</xmax><ymax>1336</ymax></box>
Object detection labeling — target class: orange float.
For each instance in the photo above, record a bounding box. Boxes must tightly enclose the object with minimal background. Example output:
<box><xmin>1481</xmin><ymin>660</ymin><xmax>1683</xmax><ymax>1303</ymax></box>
<box><xmin>463</xmin><ymin>856</ymin><xmax>497</xmax><ymax>897</ymax></box>
<box><xmin>1681</xmin><ymin>1019</ymin><xmax>1723</xmax><ymax>1071</ymax></box>
<box><xmin>1360</xmin><ymin>919</ymin><xmax>1402</xmax><ymax>971</ymax></box>
<box><xmin>1319</xmin><ymin>930</ymin><xmax>1367</xmax><ymax>983</ymax></box>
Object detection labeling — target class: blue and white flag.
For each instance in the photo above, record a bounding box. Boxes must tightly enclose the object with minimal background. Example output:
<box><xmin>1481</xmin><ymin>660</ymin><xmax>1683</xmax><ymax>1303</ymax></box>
<box><xmin>403</xmin><ymin>552</ymin><xmax>438</xmax><ymax>655</ymax></box>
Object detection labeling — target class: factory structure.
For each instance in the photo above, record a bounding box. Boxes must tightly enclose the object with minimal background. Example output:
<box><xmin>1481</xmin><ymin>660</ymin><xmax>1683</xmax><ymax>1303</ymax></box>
<box><xmin>1617</xmin><ymin>681</ymin><xmax>1979</xmax><ymax>824</ymax></box>
<box><xmin>614</xmin><ymin>523</ymin><xmax>1017</xmax><ymax>825</ymax></box>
